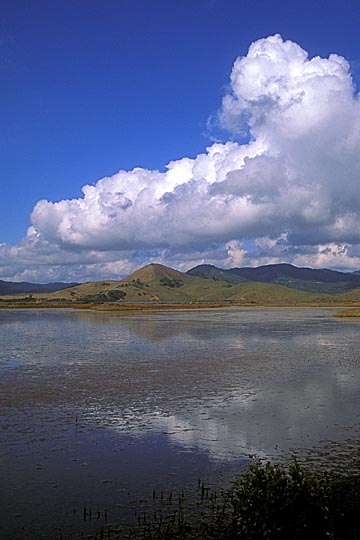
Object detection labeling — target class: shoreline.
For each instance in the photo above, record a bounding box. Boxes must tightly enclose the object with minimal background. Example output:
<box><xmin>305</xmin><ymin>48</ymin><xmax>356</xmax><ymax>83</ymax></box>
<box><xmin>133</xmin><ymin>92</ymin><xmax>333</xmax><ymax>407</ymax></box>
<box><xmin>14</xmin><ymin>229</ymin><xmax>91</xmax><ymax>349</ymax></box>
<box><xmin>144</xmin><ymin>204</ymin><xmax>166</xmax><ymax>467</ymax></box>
<box><xmin>1</xmin><ymin>300</ymin><xmax>360</xmax><ymax>311</ymax></box>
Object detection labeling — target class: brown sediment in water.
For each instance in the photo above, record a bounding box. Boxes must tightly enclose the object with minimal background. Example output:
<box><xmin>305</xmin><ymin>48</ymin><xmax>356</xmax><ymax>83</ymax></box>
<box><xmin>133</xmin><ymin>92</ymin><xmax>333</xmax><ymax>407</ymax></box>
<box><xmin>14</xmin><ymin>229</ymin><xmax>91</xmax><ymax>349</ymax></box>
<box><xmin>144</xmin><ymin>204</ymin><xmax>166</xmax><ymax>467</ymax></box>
<box><xmin>1</xmin><ymin>300</ymin><xmax>360</xmax><ymax>311</ymax></box>
<box><xmin>333</xmin><ymin>308</ymin><xmax>360</xmax><ymax>317</ymax></box>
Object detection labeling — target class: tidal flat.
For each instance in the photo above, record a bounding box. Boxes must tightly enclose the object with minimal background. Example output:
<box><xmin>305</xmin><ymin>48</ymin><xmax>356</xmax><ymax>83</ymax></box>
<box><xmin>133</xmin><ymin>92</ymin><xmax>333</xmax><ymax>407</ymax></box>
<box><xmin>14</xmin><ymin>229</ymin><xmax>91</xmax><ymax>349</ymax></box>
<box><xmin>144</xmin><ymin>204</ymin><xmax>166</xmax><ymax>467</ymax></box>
<box><xmin>0</xmin><ymin>307</ymin><xmax>359</xmax><ymax>539</ymax></box>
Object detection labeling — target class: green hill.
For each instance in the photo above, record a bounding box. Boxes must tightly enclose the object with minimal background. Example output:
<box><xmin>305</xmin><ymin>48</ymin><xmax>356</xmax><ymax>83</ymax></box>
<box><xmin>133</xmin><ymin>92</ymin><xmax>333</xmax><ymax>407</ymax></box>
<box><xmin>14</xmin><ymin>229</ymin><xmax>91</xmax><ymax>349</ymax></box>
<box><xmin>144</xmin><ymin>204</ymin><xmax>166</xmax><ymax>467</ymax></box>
<box><xmin>123</xmin><ymin>263</ymin><xmax>190</xmax><ymax>284</ymax></box>
<box><xmin>187</xmin><ymin>263</ymin><xmax>360</xmax><ymax>293</ymax></box>
<box><xmin>3</xmin><ymin>262</ymin><xmax>360</xmax><ymax>306</ymax></box>
<box><xmin>45</xmin><ymin>264</ymin><xmax>230</xmax><ymax>303</ymax></box>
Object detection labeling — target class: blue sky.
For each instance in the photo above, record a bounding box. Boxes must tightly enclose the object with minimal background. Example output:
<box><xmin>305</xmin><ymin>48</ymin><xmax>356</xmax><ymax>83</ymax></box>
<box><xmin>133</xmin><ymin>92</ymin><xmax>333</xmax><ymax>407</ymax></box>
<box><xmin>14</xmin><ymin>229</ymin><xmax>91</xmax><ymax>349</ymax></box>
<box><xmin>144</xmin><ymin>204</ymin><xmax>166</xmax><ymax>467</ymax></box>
<box><xmin>2</xmin><ymin>0</ymin><xmax>360</xmax><ymax>281</ymax></box>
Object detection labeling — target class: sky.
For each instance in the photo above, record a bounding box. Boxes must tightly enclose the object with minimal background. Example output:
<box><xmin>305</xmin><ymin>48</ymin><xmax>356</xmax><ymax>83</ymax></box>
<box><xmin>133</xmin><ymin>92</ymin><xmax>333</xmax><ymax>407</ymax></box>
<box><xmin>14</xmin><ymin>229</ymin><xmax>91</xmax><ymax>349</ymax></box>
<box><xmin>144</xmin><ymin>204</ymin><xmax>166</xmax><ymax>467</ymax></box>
<box><xmin>2</xmin><ymin>0</ymin><xmax>360</xmax><ymax>282</ymax></box>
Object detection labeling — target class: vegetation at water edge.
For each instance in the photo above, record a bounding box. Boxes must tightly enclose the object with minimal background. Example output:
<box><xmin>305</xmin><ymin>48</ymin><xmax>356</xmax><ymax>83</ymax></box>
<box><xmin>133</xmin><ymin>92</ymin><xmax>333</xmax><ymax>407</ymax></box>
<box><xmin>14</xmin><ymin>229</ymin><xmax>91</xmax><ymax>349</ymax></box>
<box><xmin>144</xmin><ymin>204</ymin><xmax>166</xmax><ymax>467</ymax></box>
<box><xmin>86</xmin><ymin>459</ymin><xmax>359</xmax><ymax>540</ymax></box>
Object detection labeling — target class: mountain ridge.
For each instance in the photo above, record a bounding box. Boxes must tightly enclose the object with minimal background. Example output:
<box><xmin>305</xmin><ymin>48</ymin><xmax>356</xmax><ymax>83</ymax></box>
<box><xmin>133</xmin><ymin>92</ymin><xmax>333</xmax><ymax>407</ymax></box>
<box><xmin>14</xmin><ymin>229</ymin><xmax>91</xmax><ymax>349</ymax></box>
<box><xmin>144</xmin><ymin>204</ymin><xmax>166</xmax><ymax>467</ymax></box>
<box><xmin>187</xmin><ymin>263</ymin><xmax>360</xmax><ymax>293</ymax></box>
<box><xmin>2</xmin><ymin>262</ymin><xmax>360</xmax><ymax>303</ymax></box>
<box><xmin>0</xmin><ymin>279</ymin><xmax>79</xmax><ymax>296</ymax></box>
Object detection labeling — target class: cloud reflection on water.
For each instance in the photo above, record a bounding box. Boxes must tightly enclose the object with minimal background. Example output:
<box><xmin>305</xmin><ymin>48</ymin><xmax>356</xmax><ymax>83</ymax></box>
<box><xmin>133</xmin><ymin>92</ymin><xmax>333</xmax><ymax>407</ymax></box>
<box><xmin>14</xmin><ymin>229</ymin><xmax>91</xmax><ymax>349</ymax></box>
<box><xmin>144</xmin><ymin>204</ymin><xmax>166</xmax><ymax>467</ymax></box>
<box><xmin>1</xmin><ymin>307</ymin><xmax>360</xmax><ymax>463</ymax></box>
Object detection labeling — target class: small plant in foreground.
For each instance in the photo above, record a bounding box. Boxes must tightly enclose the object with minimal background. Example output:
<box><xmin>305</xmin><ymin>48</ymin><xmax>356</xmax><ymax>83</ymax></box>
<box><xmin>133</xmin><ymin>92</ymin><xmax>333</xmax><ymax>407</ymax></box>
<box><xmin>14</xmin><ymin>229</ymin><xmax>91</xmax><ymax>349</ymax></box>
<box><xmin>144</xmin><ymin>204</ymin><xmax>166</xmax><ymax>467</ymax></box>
<box><xmin>231</xmin><ymin>459</ymin><xmax>334</xmax><ymax>539</ymax></box>
<box><xmin>87</xmin><ymin>459</ymin><xmax>360</xmax><ymax>539</ymax></box>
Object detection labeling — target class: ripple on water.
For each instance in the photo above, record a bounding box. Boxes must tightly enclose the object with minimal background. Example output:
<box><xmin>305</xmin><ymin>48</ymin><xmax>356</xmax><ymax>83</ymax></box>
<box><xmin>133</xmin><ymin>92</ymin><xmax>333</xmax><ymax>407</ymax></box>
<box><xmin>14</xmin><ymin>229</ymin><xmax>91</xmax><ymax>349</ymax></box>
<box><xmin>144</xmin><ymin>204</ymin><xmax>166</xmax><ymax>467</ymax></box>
<box><xmin>0</xmin><ymin>307</ymin><xmax>359</xmax><ymax>539</ymax></box>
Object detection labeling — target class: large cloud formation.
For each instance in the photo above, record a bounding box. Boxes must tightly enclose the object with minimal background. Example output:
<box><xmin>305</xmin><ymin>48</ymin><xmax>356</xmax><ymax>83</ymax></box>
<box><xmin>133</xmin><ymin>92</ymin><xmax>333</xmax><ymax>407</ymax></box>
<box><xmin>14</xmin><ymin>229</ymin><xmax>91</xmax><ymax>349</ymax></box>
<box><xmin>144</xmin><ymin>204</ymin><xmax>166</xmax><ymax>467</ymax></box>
<box><xmin>2</xmin><ymin>34</ymin><xmax>360</xmax><ymax>281</ymax></box>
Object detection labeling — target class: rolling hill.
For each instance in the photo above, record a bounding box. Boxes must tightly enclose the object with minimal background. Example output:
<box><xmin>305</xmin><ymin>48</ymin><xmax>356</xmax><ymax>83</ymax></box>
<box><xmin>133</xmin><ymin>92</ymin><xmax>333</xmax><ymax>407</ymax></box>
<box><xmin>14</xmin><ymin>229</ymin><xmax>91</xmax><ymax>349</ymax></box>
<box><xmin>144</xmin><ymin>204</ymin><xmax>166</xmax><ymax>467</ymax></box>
<box><xmin>2</xmin><ymin>262</ymin><xmax>360</xmax><ymax>306</ymax></box>
<box><xmin>45</xmin><ymin>263</ymin><xmax>229</xmax><ymax>303</ymax></box>
<box><xmin>123</xmin><ymin>263</ymin><xmax>189</xmax><ymax>283</ymax></box>
<box><xmin>0</xmin><ymin>279</ymin><xmax>78</xmax><ymax>295</ymax></box>
<box><xmin>187</xmin><ymin>263</ymin><xmax>360</xmax><ymax>293</ymax></box>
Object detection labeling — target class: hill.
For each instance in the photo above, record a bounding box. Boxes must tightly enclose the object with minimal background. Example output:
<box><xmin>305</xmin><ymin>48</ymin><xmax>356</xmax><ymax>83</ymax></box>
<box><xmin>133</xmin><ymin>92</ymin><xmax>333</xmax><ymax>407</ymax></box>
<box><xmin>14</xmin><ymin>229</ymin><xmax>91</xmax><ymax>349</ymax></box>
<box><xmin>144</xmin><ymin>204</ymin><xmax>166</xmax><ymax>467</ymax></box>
<box><xmin>187</xmin><ymin>263</ymin><xmax>360</xmax><ymax>294</ymax></box>
<box><xmin>44</xmin><ymin>264</ymin><xmax>226</xmax><ymax>303</ymax></box>
<box><xmin>7</xmin><ymin>263</ymin><xmax>341</xmax><ymax>305</ymax></box>
<box><xmin>0</xmin><ymin>279</ymin><xmax>78</xmax><ymax>295</ymax></box>
<box><xmin>3</xmin><ymin>262</ymin><xmax>360</xmax><ymax>306</ymax></box>
<box><xmin>123</xmin><ymin>263</ymin><xmax>190</xmax><ymax>284</ymax></box>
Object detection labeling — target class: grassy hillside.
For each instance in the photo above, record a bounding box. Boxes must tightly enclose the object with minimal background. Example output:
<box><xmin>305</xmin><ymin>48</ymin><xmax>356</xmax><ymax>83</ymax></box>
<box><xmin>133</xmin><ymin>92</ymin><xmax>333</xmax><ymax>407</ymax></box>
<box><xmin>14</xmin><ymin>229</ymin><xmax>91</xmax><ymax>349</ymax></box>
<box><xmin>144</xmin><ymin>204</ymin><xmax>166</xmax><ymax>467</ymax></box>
<box><xmin>206</xmin><ymin>281</ymin><xmax>332</xmax><ymax>303</ymax></box>
<box><xmin>2</xmin><ymin>263</ymin><xmax>360</xmax><ymax>306</ymax></box>
<box><xmin>188</xmin><ymin>263</ymin><xmax>360</xmax><ymax>293</ymax></box>
<box><xmin>123</xmin><ymin>263</ymin><xmax>191</xmax><ymax>284</ymax></box>
<box><xmin>44</xmin><ymin>266</ymin><xmax>234</xmax><ymax>303</ymax></box>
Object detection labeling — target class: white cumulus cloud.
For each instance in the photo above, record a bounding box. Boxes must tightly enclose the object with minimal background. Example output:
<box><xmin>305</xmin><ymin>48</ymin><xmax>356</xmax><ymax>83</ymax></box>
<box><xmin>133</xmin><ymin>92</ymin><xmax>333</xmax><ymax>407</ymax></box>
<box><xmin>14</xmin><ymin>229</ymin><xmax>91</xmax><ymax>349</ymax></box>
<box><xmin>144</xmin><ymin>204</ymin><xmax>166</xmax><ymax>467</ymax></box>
<box><xmin>2</xmin><ymin>34</ymin><xmax>360</xmax><ymax>281</ymax></box>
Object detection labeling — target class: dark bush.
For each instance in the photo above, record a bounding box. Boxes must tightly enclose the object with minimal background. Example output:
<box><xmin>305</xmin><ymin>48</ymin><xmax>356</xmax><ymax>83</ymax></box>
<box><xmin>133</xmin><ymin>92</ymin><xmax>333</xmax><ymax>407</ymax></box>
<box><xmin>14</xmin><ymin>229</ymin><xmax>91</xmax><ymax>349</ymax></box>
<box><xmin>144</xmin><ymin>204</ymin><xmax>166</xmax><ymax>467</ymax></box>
<box><xmin>231</xmin><ymin>459</ymin><xmax>333</xmax><ymax>539</ymax></box>
<box><xmin>159</xmin><ymin>278</ymin><xmax>184</xmax><ymax>288</ymax></box>
<box><xmin>106</xmin><ymin>289</ymin><xmax>127</xmax><ymax>300</ymax></box>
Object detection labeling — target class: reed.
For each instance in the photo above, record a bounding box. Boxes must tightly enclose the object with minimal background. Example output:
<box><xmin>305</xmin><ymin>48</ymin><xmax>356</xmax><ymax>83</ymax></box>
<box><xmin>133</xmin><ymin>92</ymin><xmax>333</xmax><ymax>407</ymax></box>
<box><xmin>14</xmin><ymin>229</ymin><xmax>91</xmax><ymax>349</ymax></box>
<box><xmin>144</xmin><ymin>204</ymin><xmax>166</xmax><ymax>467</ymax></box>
<box><xmin>81</xmin><ymin>458</ymin><xmax>360</xmax><ymax>539</ymax></box>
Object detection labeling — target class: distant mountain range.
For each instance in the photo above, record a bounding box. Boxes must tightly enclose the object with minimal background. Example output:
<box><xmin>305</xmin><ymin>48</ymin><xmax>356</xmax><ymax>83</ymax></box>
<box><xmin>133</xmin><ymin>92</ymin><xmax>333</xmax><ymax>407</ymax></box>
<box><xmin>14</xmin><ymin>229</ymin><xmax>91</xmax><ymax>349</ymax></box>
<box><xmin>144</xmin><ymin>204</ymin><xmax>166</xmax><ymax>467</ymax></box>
<box><xmin>187</xmin><ymin>263</ymin><xmax>360</xmax><ymax>294</ymax></box>
<box><xmin>0</xmin><ymin>280</ymin><xmax>79</xmax><ymax>296</ymax></box>
<box><xmin>2</xmin><ymin>262</ymin><xmax>360</xmax><ymax>304</ymax></box>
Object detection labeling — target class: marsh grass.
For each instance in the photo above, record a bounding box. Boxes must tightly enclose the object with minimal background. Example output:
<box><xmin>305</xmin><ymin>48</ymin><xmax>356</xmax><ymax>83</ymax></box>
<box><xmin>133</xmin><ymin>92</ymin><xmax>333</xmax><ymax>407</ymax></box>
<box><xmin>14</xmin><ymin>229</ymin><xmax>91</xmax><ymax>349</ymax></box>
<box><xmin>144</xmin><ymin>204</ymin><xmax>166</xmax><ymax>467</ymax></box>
<box><xmin>83</xmin><ymin>459</ymin><xmax>360</xmax><ymax>540</ymax></box>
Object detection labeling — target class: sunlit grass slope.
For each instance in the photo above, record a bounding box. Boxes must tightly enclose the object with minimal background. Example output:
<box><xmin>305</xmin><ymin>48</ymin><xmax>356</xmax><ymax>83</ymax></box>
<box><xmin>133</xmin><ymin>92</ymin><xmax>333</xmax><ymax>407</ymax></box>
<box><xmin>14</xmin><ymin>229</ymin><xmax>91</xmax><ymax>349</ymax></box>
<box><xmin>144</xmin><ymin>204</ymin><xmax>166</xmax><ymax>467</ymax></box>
<box><xmin>3</xmin><ymin>263</ymin><xmax>360</xmax><ymax>305</ymax></box>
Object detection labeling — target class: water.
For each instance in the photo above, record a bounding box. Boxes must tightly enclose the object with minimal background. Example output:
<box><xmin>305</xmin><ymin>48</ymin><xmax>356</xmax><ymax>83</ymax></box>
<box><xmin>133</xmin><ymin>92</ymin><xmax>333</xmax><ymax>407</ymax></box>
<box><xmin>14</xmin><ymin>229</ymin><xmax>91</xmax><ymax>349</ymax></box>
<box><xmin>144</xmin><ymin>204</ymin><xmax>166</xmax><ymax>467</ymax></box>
<box><xmin>0</xmin><ymin>307</ymin><xmax>359</xmax><ymax>539</ymax></box>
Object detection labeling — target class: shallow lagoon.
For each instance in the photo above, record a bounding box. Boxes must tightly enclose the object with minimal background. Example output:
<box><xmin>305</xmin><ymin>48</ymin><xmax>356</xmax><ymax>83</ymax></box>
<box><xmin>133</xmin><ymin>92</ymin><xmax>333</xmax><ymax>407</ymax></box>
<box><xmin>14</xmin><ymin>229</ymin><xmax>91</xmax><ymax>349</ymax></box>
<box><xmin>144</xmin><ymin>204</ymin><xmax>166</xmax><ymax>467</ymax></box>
<box><xmin>0</xmin><ymin>307</ymin><xmax>359</xmax><ymax>539</ymax></box>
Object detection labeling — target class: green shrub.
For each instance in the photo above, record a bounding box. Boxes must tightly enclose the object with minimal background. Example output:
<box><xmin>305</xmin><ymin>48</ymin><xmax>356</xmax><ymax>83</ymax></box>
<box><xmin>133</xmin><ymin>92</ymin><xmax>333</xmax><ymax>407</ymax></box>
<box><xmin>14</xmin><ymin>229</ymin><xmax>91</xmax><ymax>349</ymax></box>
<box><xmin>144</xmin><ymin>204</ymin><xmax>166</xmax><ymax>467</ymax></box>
<box><xmin>231</xmin><ymin>459</ymin><xmax>334</xmax><ymax>539</ymax></box>
<box><xmin>83</xmin><ymin>460</ymin><xmax>360</xmax><ymax>539</ymax></box>
<box><xmin>106</xmin><ymin>289</ymin><xmax>127</xmax><ymax>300</ymax></box>
<box><xmin>159</xmin><ymin>278</ymin><xmax>183</xmax><ymax>288</ymax></box>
